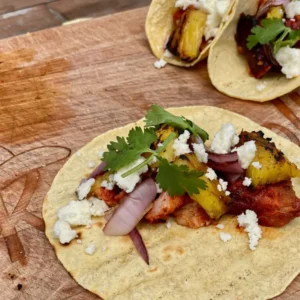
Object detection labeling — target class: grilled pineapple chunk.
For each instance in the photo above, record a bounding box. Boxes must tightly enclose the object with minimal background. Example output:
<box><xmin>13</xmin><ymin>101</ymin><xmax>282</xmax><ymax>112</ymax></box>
<box><xmin>267</xmin><ymin>6</ymin><xmax>284</xmax><ymax>19</ymax></box>
<box><xmin>186</xmin><ymin>153</ymin><xmax>228</xmax><ymax>219</ymax></box>
<box><xmin>238</xmin><ymin>131</ymin><xmax>300</xmax><ymax>187</ymax></box>
<box><xmin>167</xmin><ymin>8</ymin><xmax>207</xmax><ymax>62</ymax></box>
<box><xmin>178</xmin><ymin>9</ymin><xmax>207</xmax><ymax>61</ymax></box>
<box><xmin>156</xmin><ymin>125</ymin><xmax>178</xmax><ymax>163</ymax></box>
<box><xmin>246</xmin><ymin>144</ymin><xmax>300</xmax><ymax>187</ymax></box>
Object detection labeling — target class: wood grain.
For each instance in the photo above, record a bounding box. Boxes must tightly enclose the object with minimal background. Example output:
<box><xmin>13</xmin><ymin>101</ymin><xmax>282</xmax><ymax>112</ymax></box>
<box><xmin>0</xmin><ymin>7</ymin><xmax>299</xmax><ymax>299</ymax></box>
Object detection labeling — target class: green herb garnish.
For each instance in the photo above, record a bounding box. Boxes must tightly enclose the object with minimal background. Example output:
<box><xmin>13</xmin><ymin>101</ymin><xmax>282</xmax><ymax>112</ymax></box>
<box><xmin>247</xmin><ymin>19</ymin><xmax>300</xmax><ymax>53</ymax></box>
<box><xmin>145</xmin><ymin>104</ymin><xmax>209</xmax><ymax>142</ymax></box>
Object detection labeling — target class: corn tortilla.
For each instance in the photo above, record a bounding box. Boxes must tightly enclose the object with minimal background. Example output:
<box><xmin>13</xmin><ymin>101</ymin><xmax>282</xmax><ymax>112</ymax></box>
<box><xmin>208</xmin><ymin>0</ymin><xmax>300</xmax><ymax>102</ymax></box>
<box><xmin>146</xmin><ymin>0</ymin><xmax>237</xmax><ymax>67</ymax></box>
<box><xmin>43</xmin><ymin>106</ymin><xmax>300</xmax><ymax>299</ymax></box>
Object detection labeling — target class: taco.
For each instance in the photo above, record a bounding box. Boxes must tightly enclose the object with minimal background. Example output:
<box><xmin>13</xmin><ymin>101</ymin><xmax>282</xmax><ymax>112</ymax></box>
<box><xmin>146</xmin><ymin>0</ymin><xmax>236</xmax><ymax>67</ymax></box>
<box><xmin>208</xmin><ymin>0</ymin><xmax>300</xmax><ymax>101</ymax></box>
<box><xmin>43</xmin><ymin>105</ymin><xmax>300</xmax><ymax>299</ymax></box>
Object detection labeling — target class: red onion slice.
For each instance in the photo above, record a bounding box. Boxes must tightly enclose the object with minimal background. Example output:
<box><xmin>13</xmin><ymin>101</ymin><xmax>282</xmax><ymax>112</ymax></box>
<box><xmin>79</xmin><ymin>161</ymin><xmax>107</xmax><ymax>185</ymax></box>
<box><xmin>103</xmin><ymin>178</ymin><xmax>157</xmax><ymax>236</ymax></box>
<box><xmin>129</xmin><ymin>228</ymin><xmax>149</xmax><ymax>265</ymax></box>
<box><xmin>256</xmin><ymin>0</ymin><xmax>290</xmax><ymax>18</ymax></box>
<box><xmin>208</xmin><ymin>152</ymin><xmax>239</xmax><ymax>163</ymax></box>
<box><xmin>220</xmin><ymin>172</ymin><xmax>243</xmax><ymax>184</ymax></box>
<box><xmin>207</xmin><ymin>160</ymin><xmax>244</xmax><ymax>174</ymax></box>
<box><xmin>263</xmin><ymin>44</ymin><xmax>280</xmax><ymax>67</ymax></box>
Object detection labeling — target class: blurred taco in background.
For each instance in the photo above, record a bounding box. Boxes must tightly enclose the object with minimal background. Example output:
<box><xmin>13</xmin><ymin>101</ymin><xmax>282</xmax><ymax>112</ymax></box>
<box><xmin>208</xmin><ymin>0</ymin><xmax>300</xmax><ymax>101</ymax></box>
<box><xmin>146</xmin><ymin>0</ymin><xmax>236</xmax><ymax>67</ymax></box>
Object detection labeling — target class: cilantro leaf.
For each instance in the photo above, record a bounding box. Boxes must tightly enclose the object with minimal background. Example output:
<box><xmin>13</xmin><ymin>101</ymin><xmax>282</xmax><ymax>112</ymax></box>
<box><xmin>103</xmin><ymin>127</ymin><xmax>157</xmax><ymax>172</ymax></box>
<box><xmin>247</xmin><ymin>19</ymin><xmax>289</xmax><ymax>50</ymax></box>
<box><xmin>145</xmin><ymin>105</ymin><xmax>209</xmax><ymax>142</ymax></box>
<box><xmin>156</xmin><ymin>159</ymin><xmax>206</xmax><ymax>196</ymax></box>
<box><xmin>274</xmin><ymin>29</ymin><xmax>300</xmax><ymax>52</ymax></box>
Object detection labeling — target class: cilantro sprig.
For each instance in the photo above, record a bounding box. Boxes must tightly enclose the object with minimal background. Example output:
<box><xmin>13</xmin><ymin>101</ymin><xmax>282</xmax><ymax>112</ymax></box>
<box><xmin>247</xmin><ymin>19</ymin><xmax>300</xmax><ymax>53</ymax></box>
<box><xmin>156</xmin><ymin>159</ymin><xmax>206</xmax><ymax>196</ymax></box>
<box><xmin>102</xmin><ymin>105</ymin><xmax>208</xmax><ymax>196</ymax></box>
<box><xmin>145</xmin><ymin>105</ymin><xmax>209</xmax><ymax>142</ymax></box>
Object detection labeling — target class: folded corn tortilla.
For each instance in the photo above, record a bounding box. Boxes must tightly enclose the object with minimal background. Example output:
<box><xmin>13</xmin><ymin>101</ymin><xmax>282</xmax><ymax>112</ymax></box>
<box><xmin>208</xmin><ymin>0</ymin><xmax>300</xmax><ymax>101</ymax></box>
<box><xmin>146</xmin><ymin>0</ymin><xmax>237</xmax><ymax>67</ymax></box>
<box><xmin>43</xmin><ymin>106</ymin><xmax>300</xmax><ymax>299</ymax></box>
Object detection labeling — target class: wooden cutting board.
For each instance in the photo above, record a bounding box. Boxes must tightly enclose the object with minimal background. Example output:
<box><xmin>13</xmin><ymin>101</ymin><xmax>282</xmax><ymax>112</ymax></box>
<box><xmin>0</xmin><ymin>7</ymin><xmax>299</xmax><ymax>300</ymax></box>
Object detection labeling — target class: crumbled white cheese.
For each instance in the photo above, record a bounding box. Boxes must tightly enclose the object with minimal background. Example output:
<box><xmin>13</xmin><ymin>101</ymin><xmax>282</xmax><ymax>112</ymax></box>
<box><xmin>101</xmin><ymin>174</ymin><xmax>115</xmax><ymax>190</ymax></box>
<box><xmin>205</xmin><ymin>167</ymin><xmax>218</xmax><ymax>181</ymax></box>
<box><xmin>154</xmin><ymin>58</ymin><xmax>167</xmax><ymax>69</ymax></box>
<box><xmin>256</xmin><ymin>82</ymin><xmax>267</xmax><ymax>91</ymax></box>
<box><xmin>219</xmin><ymin>232</ymin><xmax>232</xmax><ymax>242</ymax></box>
<box><xmin>77</xmin><ymin>178</ymin><xmax>95</xmax><ymax>200</ymax></box>
<box><xmin>175</xmin><ymin>0</ymin><xmax>212</xmax><ymax>11</ymax></box>
<box><xmin>173</xmin><ymin>130</ymin><xmax>191</xmax><ymax>156</ymax></box>
<box><xmin>216</xmin><ymin>223</ymin><xmax>224</xmax><ymax>229</ymax></box>
<box><xmin>237</xmin><ymin>210</ymin><xmax>262</xmax><ymax>251</ymax></box>
<box><xmin>157</xmin><ymin>142</ymin><xmax>163</xmax><ymax>147</ymax></box>
<box><xmin>163</xmin><ymin>49</ymin><xmax>173</xmax><ymax>58</ymax></box>
<box><xmin>89</xmin><ymin>197</ymin><xmax>110</xmax><ymax>216</ymax></box>
<box><xmin>217</xmin><ymin>184</ymin><xmax>222</xmax><ymax>192</ymax></box>
<box><xmin>88</xmin><ymin>161</ymin><xmax>96</xmax><ymax>168</ymax></box>
<box><xmin>85</xmin><ymin>243</ymin><xmax>96</xmax><ymax>255</ymax></box>
<box><xmin>218</xmin><ymin>178</ymin><xmax>228</xmax><ymax>191</ymax></box>
<box><xmin>150</xmin><ymin>156</ymin><xmax>158</xmax><ymax>164</ymax></box>
<box><xmin>53</xmin><ymin>220</ymin><xmax>77</xmax><ymax>244</ymax></box>
<box><xmin>225</xmin><ymin>191</ymin><xmax>230</xmax><ymax>196</ymax></box>
<box><xmin>252</xmin><ymin>161</ymin><xmax>262</xmax><ymax>169</ymax></box>
<box><xmin>156</xmin><ymin>182</ymin><xmax>163</xmax><ymax>193</ymax></box>
<box><xmin>210</xmin><ymin>123</ymin><xmax>239</xmax><ymax>154</ymax></box>
<box><xmin>192</xmin><ymin>143</ymin><xmax>208</xmax><ymax>163</ymax></box>
<box><xmin>76</xmin><ymin>151</ymin><xmax>81</xmax><ymax>157</ymax></box>
<box><xmin>233</xmin><ymin>141</ymin><xmax>257</xmax><ymax>169</ymax></box>
<box><xmin>243</xmin><ymin>177</ymin><xmax>252</xmax><ymax>187</ymax></box>
<box><xmin>275</xmin><ymin>46</ymin><xmax>300</xmax><ymax>79</ymax></box>
<box><xmin>77</xmin><ymin>239</ymin><xmax>82</xmax><ymax>244</ymax></box>
<box><xmin>113</xmin><ymin>157</ymin><xmax>148</xmax><ymax>193</ymax></box>
<box><xmin>284</xmin><ymin>1</ymin><xmax>300</xmax><ymax>19</ymax></box>
<box><xmin>57</xmin><ymin>200</ymin><xmax>93</xmax><ymax>226</ymax></box>
<box><xmin>166</xmin><ymin>219</ymin><xmax>172</xmax><ymax>229</ymax></box>
<box><xmin>98</xmin><ymin>150</ymin><xmax>104</xmax><ymax>159</ymax></box>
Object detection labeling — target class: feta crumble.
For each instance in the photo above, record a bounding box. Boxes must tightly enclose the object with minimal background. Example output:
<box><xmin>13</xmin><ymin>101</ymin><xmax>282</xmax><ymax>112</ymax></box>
<box><xmin>156</xmin><ymin>182</ymin><xmax>163</xmax><ymax>193</ymax></box>
<box><xmin>163</xmin><ymin>49</ymin><xmax>173</xmax><ymax>58</ymax></box>
<box><xmin>88</xmin><ymin>161</ymin><xmax>96</xmax><ymax>168</ymax></box>
<box><xmin>232</xmin><ymin>141</ymin><xmax>257</xmax><ymax>169</ymax></box>
<box><xmin>237</xmin><ymin>210</ymin><xmax>262</xmax><ymax>250</ymax></box>
<box><xmin>57</xmin><ymin>200</ymin><xmax>93</xmax><ymax>226</ymax></box>
<box><xmin>225</xmin><ymin>191</ymin><xmax>230</xmax><ymax>196</ymax></box>
<box><xmin>210</xmin><ymin>123</ymin><xmax>239</xmax><ymax>154</ymax></box>
<box><xmin>101</xmin><ymin>174</ymin><xmax>115</xmax><ymax>190</ymax></box>
<box><xmin>89</xmin><ymin>197</ymin><xmax>110</xmax><ymax>216</ymax></box>
<box><xmin>216</xmin><ymin>223</ymin><xmax>224</xmax><ymax>229</ymax></box>
<box><xmin>205</xmin><ymin>167</ymin><xmax>218</xmax><ymax>181</ymax></box>
<box><xmin>252</xmin><ymin>161</ymin><xmax>262</xmax><ymax>169</ymax></box>
<box><xmin>173</xmin><ymin>130</ymin><xmax>191</xmax><ymax>156</ymax></box>
<box><xmin>53</xmin><ymin>220</ymin><xmax>77</xmax><ymax>244</ymax></box>
<box><xmin>284</xmin><ymin>1</ymin><xmax>300</xmax><ymax>19</ymax></box>
<box><xmin>166</xmin><ymin>219</ymin><xmax>172</xmax><ymax>229</ymax></box>
<box><xmin>243</xmin><ymin>177</ymin><xmax>252</xmax><ymax>187</ymax></box>
<box><xmin>219</xmin><ymin>232</ymin><xmax>232</xmax><ymax>242</ymax></box>
<box><xmin>192</xmin><ymin>143</ymin><xmax>208</xmax><ymax>163</ymax></box>
<box><xmin>77</xmin><ymin>178</ymin><xmax>95</xmax><ymax>200</ymax></box>
<box><xmin>218</xmin><ymin>178</ymin><xmax>228</xmax><ymax>191</ymax></box>
<box><xmin>256</xmin><ymin>82</ymin><xmax>267</xmax><ymax>91</ymax></box>
<box><xmin>113</xmin><ymin>157</ymin><xmax>148</xmax><ymax>193</ymax></box>
<box><xmin>85</xmin><ymin>243</ymin><xmax>96</xmax><ymax>255</ymax></box>
<box><xmin>154</xmin><ymin>58</ymin><xmax>167</xmax><ymax>69</ymax></box>
<box><xmin>275</xmin><ymin>46</ymin><xmax>300</xmax><ymax>79</ymax></box>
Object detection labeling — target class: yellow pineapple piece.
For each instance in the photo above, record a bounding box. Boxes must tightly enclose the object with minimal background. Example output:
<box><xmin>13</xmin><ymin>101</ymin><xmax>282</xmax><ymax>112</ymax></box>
<box><xmin>267</xmin><ymin>6</ymin><xmax>284</xmax><ymax>19</ymax></box>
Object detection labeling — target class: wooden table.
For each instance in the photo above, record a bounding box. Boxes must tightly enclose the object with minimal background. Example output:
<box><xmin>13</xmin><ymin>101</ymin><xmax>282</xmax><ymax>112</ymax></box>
<box><xmin>0</xmin><ymin>7</ymin><xmax>299</xmax><ymax>300</ymax></box>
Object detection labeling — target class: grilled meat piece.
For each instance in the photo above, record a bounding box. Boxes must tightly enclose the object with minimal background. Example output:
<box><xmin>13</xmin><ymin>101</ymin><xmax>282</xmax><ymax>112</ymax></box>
<box><xmin>236</xmin><ymin>14</ymin><xmax>273</xmax><ymax>78</ymax></box>
<box><xmin>145</xmin><ymin>192</ymin><xmax>186</xmax><ymax>223</ymax></box>
<box><xmin>228</xmin><ymin>179</ymin><xmax>300</xmax><ymax>227</ymax></box>
<box><xmin>92</xmin><ymin>187</ymin><xmax>126</xmax><ymax>207</ymax></box>
<box><xmin>174</xmin><ymin>202</ymin><xmax>212</xmax><ymax>229</ymax></box>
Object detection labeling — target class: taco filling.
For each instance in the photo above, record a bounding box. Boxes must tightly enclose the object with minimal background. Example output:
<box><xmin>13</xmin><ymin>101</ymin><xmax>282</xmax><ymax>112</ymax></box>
<box><xmin>160</xmin><ymin>0</ymin><xmax>232</xmax><ymax>63</ymax></box>
<box><xmin>236</xmin><ymin>0</ymin><xmax>300</xmax><ymax>79</ymax></box>
<box><xmin>52</xmin><ymin>105</ymin><xmax>300</xmax><ymax>264</ymax></box>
